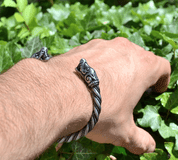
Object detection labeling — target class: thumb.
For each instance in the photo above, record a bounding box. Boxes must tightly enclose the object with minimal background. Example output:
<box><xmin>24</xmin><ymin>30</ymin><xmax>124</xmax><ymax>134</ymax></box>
<box><xmin>122</xmin><ymin>125</ymin><xmax>156</xmax><ymax>155</ymax></box>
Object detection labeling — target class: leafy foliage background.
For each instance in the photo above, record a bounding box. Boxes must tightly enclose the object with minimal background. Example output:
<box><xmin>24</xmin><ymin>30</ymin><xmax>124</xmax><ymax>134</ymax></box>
<box><xmin>0</xmin><ymin>0</ymin><xmax>178</xmax><ymax>159</ymax></box>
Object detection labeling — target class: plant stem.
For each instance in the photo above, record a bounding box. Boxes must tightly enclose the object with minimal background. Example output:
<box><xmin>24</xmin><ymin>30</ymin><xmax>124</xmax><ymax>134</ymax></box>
<box><xmin>165</xmin><ymin>109</ymin><xmax>170</xmax><ymax>121</ymax></box>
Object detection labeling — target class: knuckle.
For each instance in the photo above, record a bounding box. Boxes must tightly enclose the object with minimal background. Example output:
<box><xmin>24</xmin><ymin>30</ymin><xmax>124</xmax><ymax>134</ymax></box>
<box><xmin>111</xmin><ymin>37</ymin><xmax>131</xmax><ymax>48</ymax></box>
<box><xmin>89</xmin><ymin>38</ymin><xmax>105</xmax><ymax>44</ymax></box>
<box><xmin>113</xmin><ymin>37</ymin><xmax>129</xmax><ymax>42</ymax></box>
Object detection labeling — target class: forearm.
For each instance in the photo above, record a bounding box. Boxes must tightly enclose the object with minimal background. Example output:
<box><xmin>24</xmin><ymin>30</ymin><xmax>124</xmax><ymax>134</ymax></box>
<box><xmin>0</xmin><ymin>58</ymin><xmax>92</xmax><ymax>160</ymax></box>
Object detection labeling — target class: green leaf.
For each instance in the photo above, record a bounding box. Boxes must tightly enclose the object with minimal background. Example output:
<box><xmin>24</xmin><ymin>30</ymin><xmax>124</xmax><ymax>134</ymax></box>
<box><xmin>161</xmin><ymin>34</ymin><xmax>178</xmax><ymax>49</ymax></box>
<box><xmin>137</xmin><ymin>105</ymin><xmax>162</xmax><ymax>131</ymax></box>
<box><xmin>165</xmin><ymin>142</ymin><xmax>178</xmax><ymax>159</ymax></box>
<box><xmin>128</xmin><ymin>32</ymin><xmax>149</xmax><ymax>50</ymax></box>
<box><xmin>61</xmin><ymin>23</ymin><xmax>82</xmax><ymax>37</ymax></box>
<box><xmin>111</xmin><ymin>146</ymin><xmax>127</xmax><ymax>156</ymax></box>
<box><xmin>151</xmin><ymin>30</ymin><xmax>163</xmax><ymax>39</ymax></box>
<box><xmin>47</xmin><ymin>4</ymin><xmax>70</xmax><ymax>21</ymax></box>
<box><xmin>164</xmin><ymin>89</ymin><xmax>178</xmax><ymax>111</ymax></box>
<box><xmin>1</xmin><ymin>0</ymin><xmax>17</xmax><ymax>8</ymax></box>
<box><xmin>171</xmin><ymin>107</ymin><xmax>178</xmax><ymax>114</ymax></box>
<box><xmin>21</xmin><ymin>36</ymin><xmax>43</xmax><ymax>58</ymax></box>
<box><xmin>31</xmin><ymin>27</ymin><xmax>44</xmax><ymax>37</ymax></box>
<box><xmin>41</xmin><ymin>36</ymin><xmax>55</xmax><ymax>49</ymax></box>
<box><xmin>50</xmin><ymin>35</ymin><xmax>72</xmax><ymax>54</ymax></box>
<box><xmin>14</xmin><ymin>12</ymin><xmax>25</xmax><ymax>23</ymax></box>
<box><xmin>151</xmin><ymin>30</ymin><xmax>178</xmax><ymax>49</ymax></box>
<box><xmin>70</xmin><ymin>2</ymin><xmax>88</xmax><ymax>20</ymax></box>
<box><xmin>17</xmin><ymin>27</ymin><xmax>30</xmax><ymax>39</ymax></box>
<box><xmin>140</xmin><ymin>148</ymin><xmax>168</xmax><ymax>160</ymax></box>
<box><xmin>1</xmin><ymin>15</ymin><xmax>17</xmax><ymax>29</ymax></box>
<box><xmin>96</xmin><ymin>154</ymin><xmax>109</xmax><ymax>160</ymax></box>
<box><xmin>69</xmin><ymin>33</ymin><xmax>81</xmax><ymax>47</ymax></box>
<box><xmin>155</xmin><ymin>92</ymin><xmax>172</xmax><ymax>108</ymax></box>
<box><xmin>69</xmin><ymin>141</ymin><xmax>98</xmax><ymax>160</ymax></box>
<box><xmin>16</xmin><ymin>0</ymin><xmax>27</xmax><ymax>12</ymax></box>
<box><xmin>0</xmin><ymin>40</ymin><xmax>7</xmax><ymax>45</ymax></box>
<box><xmin>0</xmin><ymin>44</ymin><xmax>14</xmax><ymax>73</ymax></box>
<box><xmin>169</xmin><ymin>69</ymin><xmax>178</xmax><ymax>88</ymax></box>
<box><xmin>5</xmin><ymin>41</ymin><xmax>22</xmax><ymax>64</ymax></box>
<box><xmin>22</xmin><ymin>3</ymin><xmax>37</xmax><ymax>25</ymax></box>
<box><xmin>143</xmin><ymin>25</ymin><xmax>152</xmax><ymax>35</ymax></box>
<box><xmin>109</xmin><ymin>2</ymin><xmax>133</xmax><ymax>29</ymax></box>
<box><xmin>175</xmin><ymin>135</ymin><xmax>178</xmax><ymax>150</ymax></box>
<box><xmin>158</xmin><ymin>121</ymin><xmax>178</xmax><ymax>150</ymax></box>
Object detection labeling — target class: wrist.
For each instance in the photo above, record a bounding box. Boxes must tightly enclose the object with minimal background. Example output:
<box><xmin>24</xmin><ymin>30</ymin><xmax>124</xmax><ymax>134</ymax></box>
<box><xmin>48</xmin><ymin>56</ymin><xmax>93</xmax><ymax>140</ymax></box>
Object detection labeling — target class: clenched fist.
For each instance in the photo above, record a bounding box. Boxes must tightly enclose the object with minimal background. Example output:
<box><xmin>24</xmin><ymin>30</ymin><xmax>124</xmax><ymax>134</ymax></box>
<box><xmin>54</xmin><ymin>37</ymin><xmax>171</xmax><ymax>154</ymax></box>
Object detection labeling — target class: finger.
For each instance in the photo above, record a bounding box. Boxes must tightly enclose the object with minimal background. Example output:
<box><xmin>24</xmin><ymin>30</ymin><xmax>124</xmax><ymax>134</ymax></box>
<box><xmin>152</xmin><ymin>56</ymin><xmax>171</xmax><ymax>93</ymax></box>
<box><xmin>110</xmin><ymin>155</ymin><xmax>117</xmax><ymax>160</ymax></box>
<box><xmin>122</xmin><ymin>124</ymin><xmax>156</xmax><ymax>155</ymax></box>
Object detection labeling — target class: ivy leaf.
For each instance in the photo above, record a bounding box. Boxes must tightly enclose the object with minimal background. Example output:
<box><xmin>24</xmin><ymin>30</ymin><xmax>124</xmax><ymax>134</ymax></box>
<box><xmin>5</xmin><ymin>41</ymin><xmax>22</xmax><ymax>64</ymax></box>
<box><xmin>21</xmin><ymin>36</ymin><xmax>43</xmax><ymax>58</ymax></box>
<box><xmin>175</xmin><ymin>135</ymin><xmax>178</xmax><ymax>150</ymax></box>
<box><xmin>1</xmin><ymin>0</ymin><xmax>17</xmax><ymax>8</ymax></box>
<box><xmin>109</xmin><ymin>2</ymin><xmax>133</xmax><ymax>29</ymax></box>
<box><xmin>61</xmin><ymin>23</ymin><xmax>83</xmax><ymax>37</ymax></box>
<box><xmin>41</xmin><ymin>36</ymin><xmax>55</xmax><ymax>49</ymax></box>
<box><xmin>164</xmin><ymin>89</ymin><xmax>178</xmax><ymax>111</ymax></box>
<box><xmin>171</xmin><ymin>107</ymin><xmax>178</xmax><ymax>114</ymax></box>
<box><xmin>140</xmin><ymin>148</ymin><xmax>168</xmax><ymax>160</ymax></box>
<box><xmin>143</xmin><ymin>25</ymin><xmax>152</xmax><ymax>35</ymax></box>
<box><xmin>137</xmin><ymin>105</ymin><xmax>162</xmax><ymax>131</ymax></box>
<box><xmin>128</xmin><ymin>32</ymin><xmax>149</xmax><ymax>50</ymax></box>
<box><xmin>161</xmin><ymin>34</ymin><xmax>178</xmax><ymax>49</ymax></box>
<box><xmin>47</xmin><ymin>4</ymin><xmax>70</xmax><ymax>21</ymax></box>
<box><xmin>111</xmin><ymin>146</ymin><xmax>127</xmax><ymax>156</ymax></box>
<box><xmin>156</xmin><ymin>89</ymin><xmax>178</xmax><ymax>114</ymax></box>
<box><xmin>165</xmin><ymin>142</ymin><xmax>178</xmax><ymax>159</ymax></box>
<box><xmin>159</xmin><ymin>121</ymin><xmax>178</xmax><ymax>150</ymax></box>
<box><xmin>69</xmin><ymin>33</ymin><xmax>81</xmax><ymax>47</ymax></box>
<box><xmin>0</xmin><ymin>44</ymin><xmax>14</xmax><ymax>73</ymax></box>
<box><xmin>151</xmin><ymin>30</ymin><xmax>178</xmax><ymax>49</ymax></box>
<box><xmin>158</xmin><ymin>121</ymin><xmax>174</xmax><ymax>139</ymax></box>
<box><xmin>96</xmin><ymin>154</ymin><xmax>110</xmax><ymax>160</ymax></box>
<box><xmin>70</xmin><ymin>141</ymin><xmax>98</xmax><ymax>160</ymax></box>
<box><xmin>70</xmin><ymin>2</ymin><xmax>88</xmax><ymax>20</ymax></box>
<box><xmin>50</xmin><ymin>35</ymin><xmax>72</xmax><ymax>54</ymax></box>
<box><xmin>16</xmin><ymin>0</ymin><xmax>27</xmax><ymax>12</ymax></box>
<box><xmin>155</xmin><ymin>92</ymin><xmax>172</xmax><ymax>108</ymax></box>
<box><xmin>168</xmin><ymin>70</ymin><xmax>178</xmax><ymax>88</ymax></box>
<box><xmin>31</xmin><ymin>27</ymin><xmax>44</xmax><ymax>37</ymax></box>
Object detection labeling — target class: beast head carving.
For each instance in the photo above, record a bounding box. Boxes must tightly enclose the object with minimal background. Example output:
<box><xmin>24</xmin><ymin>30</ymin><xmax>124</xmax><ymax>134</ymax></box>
<box><xmin>76</xmin><ymin>58</ymin><xmax>99</xmax><ymax>88</ymax></box>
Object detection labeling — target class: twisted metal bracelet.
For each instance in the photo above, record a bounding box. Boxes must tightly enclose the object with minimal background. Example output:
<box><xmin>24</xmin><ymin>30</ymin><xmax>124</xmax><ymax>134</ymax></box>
<box><xmin>31</xmin><ymin>47</ymin><xmax>101</xmax><ymax>143</ymax></box>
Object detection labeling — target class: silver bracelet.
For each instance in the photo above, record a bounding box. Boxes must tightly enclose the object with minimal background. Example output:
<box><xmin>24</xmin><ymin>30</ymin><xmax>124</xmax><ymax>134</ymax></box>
<box><xmin>31</xmin><ymin>47</ymin><xmax>101</xmax><ymax>143</ymax></box>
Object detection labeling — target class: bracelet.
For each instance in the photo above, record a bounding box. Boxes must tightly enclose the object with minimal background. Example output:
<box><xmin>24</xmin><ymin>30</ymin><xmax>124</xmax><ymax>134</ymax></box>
<box><xmin>31</xmin><ymin>47</ymin><xmax>101</xmax><ymax>143</ymax></box>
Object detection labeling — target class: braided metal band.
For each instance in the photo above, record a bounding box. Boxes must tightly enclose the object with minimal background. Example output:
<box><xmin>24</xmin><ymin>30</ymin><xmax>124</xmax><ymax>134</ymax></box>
<box><xmin>31</xmin><ymin>48</ymin><xmax>101</xmax><ymax>143</ymax></box>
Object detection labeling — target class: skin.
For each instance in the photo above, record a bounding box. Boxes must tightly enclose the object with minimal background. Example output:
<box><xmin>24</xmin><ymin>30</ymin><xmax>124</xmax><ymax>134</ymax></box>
<box><xmin>0</xmin><ymin>37</ymin><xmax>171</xmax><ymax>159</ymax></box>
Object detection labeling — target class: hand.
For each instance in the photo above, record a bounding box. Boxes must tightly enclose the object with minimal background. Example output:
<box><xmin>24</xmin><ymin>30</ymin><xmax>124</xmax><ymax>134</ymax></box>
<box><xmin>55</xmin><ymin>37</ymin><xmax>171</xmax><ymax>154</ymax></box>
